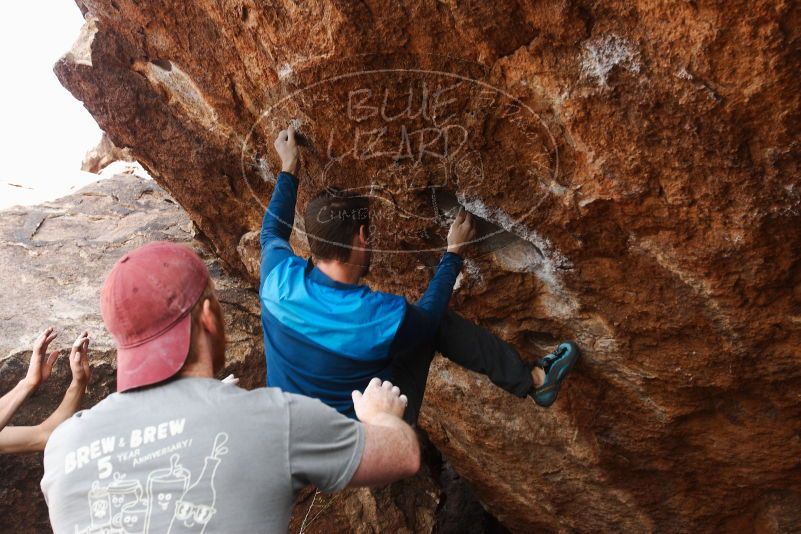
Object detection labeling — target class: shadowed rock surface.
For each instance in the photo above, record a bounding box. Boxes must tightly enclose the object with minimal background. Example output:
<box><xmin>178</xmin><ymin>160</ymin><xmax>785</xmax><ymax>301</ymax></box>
<box><xmin>0</xmin><ymin>176</ymin><xmax>451</xmax><ymax>533</ymax></box>
<box><xmin>53</xmin><ymin>1</ymin><xmax>801</xmax><ymax>532</ymax></box>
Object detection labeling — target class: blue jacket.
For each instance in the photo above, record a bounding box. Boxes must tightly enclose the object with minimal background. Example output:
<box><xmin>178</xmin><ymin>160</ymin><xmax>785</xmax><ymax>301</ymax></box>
<box><xmin>260</xmin><ymin>172</ymin><xmax>463</xmax><ymax>418</ymax></box>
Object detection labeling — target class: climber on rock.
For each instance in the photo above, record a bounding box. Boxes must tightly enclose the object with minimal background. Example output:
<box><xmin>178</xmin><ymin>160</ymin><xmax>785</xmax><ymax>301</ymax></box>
<box><xmin>42</xmin><ymin>241</ymin><xmax>420</xmax><ymax>533</ymax></box>
<box><xmin>0</xmin><ymin>328</ymin><xmax>91</xmax><ymax>454</ymax></box>
<box><xmin>260</xmin><ymin>125</ymin><xmax>581</xmax><ymax>424</ymax></box>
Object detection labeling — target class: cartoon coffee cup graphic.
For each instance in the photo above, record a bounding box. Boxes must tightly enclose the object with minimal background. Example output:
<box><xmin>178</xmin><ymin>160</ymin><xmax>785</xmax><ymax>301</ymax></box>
<box><xmin>119</xmin><ymin>500</ymin><xmax>148</xmax><ymax>534</ymax></box>
<box><xmin>145</xmin><ymin>454</ymin><xmax>190</xmax><ymax>534</ymax></box>
<box><xmin>107</xmin><ymin>473</ymin><xmax>143</xmax><ymax>528</ymax></box>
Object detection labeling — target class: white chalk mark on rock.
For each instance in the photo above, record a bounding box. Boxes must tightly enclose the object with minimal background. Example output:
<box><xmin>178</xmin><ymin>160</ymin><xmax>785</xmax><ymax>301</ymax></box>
<box><xmin>581</xmin><ymin>34</ymin><xmax>640</xmax><ymax>87</ymax></box>
<box><xmin>454</xmin><ymin>257</ymin><xmax>483</xmax><ymax>291</ymax></box>
<box><xmin>456</xmin><ymin>193</ymin><xmax>579</xmax><ymax>317</ymax></box>
<box><xmin>132</xmin><ymin>59</ymin><xmax>233</xmax><ymax>143</ymax></box>
<box><xmin>277</xmin><ymin>63</ymin><xmax>294</xmax><ymax>81</ymax></box>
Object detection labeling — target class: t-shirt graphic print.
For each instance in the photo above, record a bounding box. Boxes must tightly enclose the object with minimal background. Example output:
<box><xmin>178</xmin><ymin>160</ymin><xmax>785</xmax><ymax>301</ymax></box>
<box><xmin>42</xmin><ymin>378</ymin><xmax>364</xmax><ymax>534</ymax></box>
<box><xmin>80</xmin><ymin>431</ymin><xmax>227</xmax><ymax>534</ymax></box>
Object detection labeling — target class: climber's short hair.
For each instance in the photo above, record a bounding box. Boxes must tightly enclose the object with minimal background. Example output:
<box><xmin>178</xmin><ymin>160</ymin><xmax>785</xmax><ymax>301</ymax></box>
<box><xmin>304</xmin><ymin>188</ymin><xmax>369</xmax><ymax>262</ymax></box>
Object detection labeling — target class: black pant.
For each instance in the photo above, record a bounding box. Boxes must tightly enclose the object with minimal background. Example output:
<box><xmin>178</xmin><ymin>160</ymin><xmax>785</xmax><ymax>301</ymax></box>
<box><xmin>391</xmin><ymin>311</ymin><xmax>534</xmax><ymax>425</ymax></box>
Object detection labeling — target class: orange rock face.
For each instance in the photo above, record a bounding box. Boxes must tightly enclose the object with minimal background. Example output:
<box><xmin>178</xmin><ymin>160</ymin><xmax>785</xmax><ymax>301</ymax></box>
<box><xmin>56</xmin><ymin>1</ymin><xmax>801</xmax><ymax>531</ymax></box>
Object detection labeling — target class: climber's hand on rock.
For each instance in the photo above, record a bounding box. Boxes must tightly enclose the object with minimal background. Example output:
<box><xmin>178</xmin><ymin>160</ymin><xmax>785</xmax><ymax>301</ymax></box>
<box><xmin>274</xmin><ymin>125</ymin><xmax>300</xmax><ymax>176</ymax></box>
<box><xmin>447</xmin><ymin>207</ymin><xmax>476</xmax><ymax>255</ymax></box>
<box><xmin>352</xmin><ymin>378</ymin><xmax>408</xmax><ymax>423</ymax></box>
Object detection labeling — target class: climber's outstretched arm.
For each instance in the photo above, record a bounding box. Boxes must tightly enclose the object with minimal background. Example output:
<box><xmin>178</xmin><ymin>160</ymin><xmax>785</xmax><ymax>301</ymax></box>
<box><xmin>260</xmin><ymin>126</ymin><xmax>301</xmax><ymax>284</ymax></box>
<box><xmin>390</xmin><ymin>210</ymin><xmax>475</xmax><ymax>353</ymax></box>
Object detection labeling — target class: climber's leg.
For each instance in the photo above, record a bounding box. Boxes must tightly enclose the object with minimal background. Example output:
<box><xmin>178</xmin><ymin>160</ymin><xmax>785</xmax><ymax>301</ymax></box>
<box><xmin>434</xmin><ymin>311</ymin><xmax>535</xmax><ymax>398</ymax></box>
<box><xmin>435</xmin><ymin>311</ymin><xmax>581</xmax><ymax>407</ymax></box>
<box><xmin>391</xmin><ymin>340</ymin><xmax>437</xmax><ymax>425</ymax></box>
<box><xmin>392</xmin><ymin>313</ymin><xmax>581</xmax><ymax>423</ymax></box>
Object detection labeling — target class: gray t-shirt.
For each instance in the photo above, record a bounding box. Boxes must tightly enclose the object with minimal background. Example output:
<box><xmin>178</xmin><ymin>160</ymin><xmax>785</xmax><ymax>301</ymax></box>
<box><xmin>41</xmin><ymin>377</ymin><xmax>364</xmax><ymax>534</ymax></box>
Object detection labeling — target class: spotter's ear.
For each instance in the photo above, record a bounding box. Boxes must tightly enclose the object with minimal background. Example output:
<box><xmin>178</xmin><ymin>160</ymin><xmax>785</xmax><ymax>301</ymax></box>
<box><xmin>200</xmin><ymin>297</ymin><xmax>221</xmax><ymax>335</ymax></box>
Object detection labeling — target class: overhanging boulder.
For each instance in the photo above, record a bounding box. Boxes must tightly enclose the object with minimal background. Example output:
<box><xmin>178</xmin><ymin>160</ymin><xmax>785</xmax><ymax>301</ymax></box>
<box><xmin>54</xmin><ymin>2</ymin><xmax>801</xmax><ymax>531</ymax></box>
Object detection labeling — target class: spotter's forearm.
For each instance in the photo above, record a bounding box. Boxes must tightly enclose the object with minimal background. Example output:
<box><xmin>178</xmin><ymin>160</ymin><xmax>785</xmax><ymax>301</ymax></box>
<box><xmin>0</xmin><ymin>380</ymin><xmax>35</xmax><ymax>433</ymax></box>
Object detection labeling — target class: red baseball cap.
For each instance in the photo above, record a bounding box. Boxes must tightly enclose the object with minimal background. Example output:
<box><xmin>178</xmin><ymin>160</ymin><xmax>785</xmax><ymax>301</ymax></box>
<box><xmin>101</xmin><ymin>241</ymin><xmax>210</xmax><ymax>392</ymax></box>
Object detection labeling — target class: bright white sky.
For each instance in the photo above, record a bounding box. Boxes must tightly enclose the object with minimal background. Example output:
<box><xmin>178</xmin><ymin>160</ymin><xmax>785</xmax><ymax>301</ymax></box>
<box><xmin>0</xmin><ymin>2</ymin><xmax>104</xmax><ymax>209</ymax></box>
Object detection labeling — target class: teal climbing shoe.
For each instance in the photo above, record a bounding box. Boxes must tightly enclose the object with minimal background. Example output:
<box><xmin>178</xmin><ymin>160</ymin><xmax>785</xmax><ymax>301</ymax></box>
<box><xmin>530</xmin><ymin>341</ymin><xmax>581</xmax><ymax>408</ymax></box>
